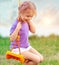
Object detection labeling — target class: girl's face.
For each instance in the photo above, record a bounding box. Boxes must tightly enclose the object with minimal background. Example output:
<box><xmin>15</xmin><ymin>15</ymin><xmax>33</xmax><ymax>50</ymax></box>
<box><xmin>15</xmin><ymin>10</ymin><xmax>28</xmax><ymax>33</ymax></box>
<box><xmin>20</xmin><ymin>8</ymin><xmax>34</xmax><ymax>22</ymax></box>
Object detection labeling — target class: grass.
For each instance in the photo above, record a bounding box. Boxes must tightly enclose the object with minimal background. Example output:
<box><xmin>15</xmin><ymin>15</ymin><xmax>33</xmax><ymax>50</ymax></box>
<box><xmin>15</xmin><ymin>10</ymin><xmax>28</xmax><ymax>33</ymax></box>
<box><xmin>0</xmin><ymin>34</ymin><xmax>59</xmax><ymax>65</ymax></box>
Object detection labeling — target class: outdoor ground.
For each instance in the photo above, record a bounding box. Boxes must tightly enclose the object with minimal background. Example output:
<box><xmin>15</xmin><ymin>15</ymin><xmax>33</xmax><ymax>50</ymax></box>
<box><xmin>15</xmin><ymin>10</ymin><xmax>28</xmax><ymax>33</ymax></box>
<box><xmin>0</xmin><ymin>34</ymin><xmax>59</xmax><ymax>65</ymax></box>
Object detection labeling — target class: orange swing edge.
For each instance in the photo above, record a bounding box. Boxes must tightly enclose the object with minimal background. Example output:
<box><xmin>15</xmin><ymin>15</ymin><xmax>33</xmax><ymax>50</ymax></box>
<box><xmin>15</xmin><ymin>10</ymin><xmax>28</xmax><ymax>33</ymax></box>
<box><xmin>6</xmin><ymin>51</ymin><xmax>25</xmax><ymax>63</ymax></box>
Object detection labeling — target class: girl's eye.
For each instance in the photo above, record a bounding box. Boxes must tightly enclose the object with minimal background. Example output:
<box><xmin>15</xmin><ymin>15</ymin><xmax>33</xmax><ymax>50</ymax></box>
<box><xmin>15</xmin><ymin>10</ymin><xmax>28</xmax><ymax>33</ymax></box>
<box><xmin>27</xmin><ymin>16</ymin><xmax>30</xmax><ymax>17</ymax></box>
<box><xmin>27</xmin><ymin>15</ymin><xmax>33</xmax><ymax>17</ymax></box>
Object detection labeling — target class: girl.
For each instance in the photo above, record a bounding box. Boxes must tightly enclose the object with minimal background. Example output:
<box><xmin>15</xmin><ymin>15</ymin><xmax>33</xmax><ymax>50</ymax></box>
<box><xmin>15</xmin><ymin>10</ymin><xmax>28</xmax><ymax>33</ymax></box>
<box><xmin>10</xmin><ymin>1</ymin><xmax>43</xmax><ymax>65</ymax></box>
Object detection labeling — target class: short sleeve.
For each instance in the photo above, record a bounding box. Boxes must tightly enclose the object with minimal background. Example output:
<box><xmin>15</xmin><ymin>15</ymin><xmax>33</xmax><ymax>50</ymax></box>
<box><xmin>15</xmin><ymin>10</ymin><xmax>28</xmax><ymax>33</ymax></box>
<box><xmin>10</xmin><ymin>20</ymin><xmax>18</xmax><ymax>35</ymax></box>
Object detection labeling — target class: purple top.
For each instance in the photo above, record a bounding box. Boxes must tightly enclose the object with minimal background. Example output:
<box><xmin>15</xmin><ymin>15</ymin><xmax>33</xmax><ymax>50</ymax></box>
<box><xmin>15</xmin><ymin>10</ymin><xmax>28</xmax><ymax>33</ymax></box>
<box><xmin>10</xmin><ymin>19</ymin><xmax>30</xmax><ymax>49</ymax></box>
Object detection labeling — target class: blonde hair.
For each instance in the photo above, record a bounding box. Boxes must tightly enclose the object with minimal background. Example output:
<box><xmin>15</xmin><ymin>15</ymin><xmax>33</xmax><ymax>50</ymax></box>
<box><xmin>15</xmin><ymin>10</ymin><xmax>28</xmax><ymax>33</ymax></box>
<box><xmin>18</xmin><ymin>1</ymin><xmax>36</xmax><ymax>16</ymax></box>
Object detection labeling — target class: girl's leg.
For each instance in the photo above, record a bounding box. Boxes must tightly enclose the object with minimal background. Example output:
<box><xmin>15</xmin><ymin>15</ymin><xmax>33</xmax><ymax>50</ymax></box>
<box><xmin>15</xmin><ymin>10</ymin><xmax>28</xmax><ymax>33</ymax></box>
<box><xmin>29</xmin><ymin>47</ymin><xmax>44</xmax><ymax>62</ymax></box>
<box><xmin>21</xmin><ymin>51</ymin><xmax>41</xmax><ymax>65</ymax></box>
<box><xmin>24</xmin><ymin>60</ymin><xmax>37</xmax><ymax>65</ymax></box>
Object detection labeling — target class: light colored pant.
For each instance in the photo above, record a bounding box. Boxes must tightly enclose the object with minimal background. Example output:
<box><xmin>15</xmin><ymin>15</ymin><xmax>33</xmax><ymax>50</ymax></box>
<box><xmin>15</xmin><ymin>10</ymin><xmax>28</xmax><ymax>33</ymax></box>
<box><xmin>11</xmin><ymin>46</ymin><xmax>31</xmax><ymax>54</ymax></box>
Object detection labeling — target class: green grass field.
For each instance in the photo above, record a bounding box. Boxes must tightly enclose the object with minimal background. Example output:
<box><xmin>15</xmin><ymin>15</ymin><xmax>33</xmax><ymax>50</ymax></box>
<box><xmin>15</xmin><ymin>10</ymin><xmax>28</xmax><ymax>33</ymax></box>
<box><xmin>0</xmin><ymin>34</ymin><xmax>59</xmax><ymax>65</ymax></box>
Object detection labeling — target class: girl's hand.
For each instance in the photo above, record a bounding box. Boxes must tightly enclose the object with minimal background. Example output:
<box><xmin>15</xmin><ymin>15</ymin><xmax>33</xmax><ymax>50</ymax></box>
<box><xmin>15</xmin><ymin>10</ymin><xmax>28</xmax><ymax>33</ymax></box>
<box><xmin>27</xmin><ymin>21</ymin><xmax>36</xmax><ymax>33</ymax></box>
<box><xmin>17</xmin><ymin>22</ymin><xmax>22</xmax><ymax>30</ymax></box>
<box><xmin>10</xmin><ymin>22</ymin><xmax>21</xmax><ymax>42</ymax></box>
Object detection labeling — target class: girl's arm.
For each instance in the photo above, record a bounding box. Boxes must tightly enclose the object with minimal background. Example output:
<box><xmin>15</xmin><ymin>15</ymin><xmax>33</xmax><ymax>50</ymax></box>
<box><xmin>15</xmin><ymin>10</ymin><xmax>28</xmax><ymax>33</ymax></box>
<box><xmin>27</xmin><ymin>21</ymin><xmax>36</xmax><ymax>33</ymax></box>
<box><xmin>10</xmin><ymin>22</ymin><xmax>21</xmax><ymax>42</ymax></box>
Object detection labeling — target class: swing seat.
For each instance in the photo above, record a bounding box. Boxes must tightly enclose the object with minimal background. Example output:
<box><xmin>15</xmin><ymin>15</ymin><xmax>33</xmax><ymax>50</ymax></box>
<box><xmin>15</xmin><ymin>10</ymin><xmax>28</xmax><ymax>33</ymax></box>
<box><xmin>6</xmin><ymin>51</ymin><xmax>25</xmax><ymax>63</ymax></box>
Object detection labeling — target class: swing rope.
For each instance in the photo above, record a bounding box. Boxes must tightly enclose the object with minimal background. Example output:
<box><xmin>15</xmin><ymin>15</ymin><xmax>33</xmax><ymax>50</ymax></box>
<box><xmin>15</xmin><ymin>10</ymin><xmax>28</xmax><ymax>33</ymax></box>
<box><xmin>6</xmin><ymin>0</ymin><xmax>25</xmax><ymax>63</ymax></box>
<box><xmin>6</xmin><ymin>32</ymin><xmax>25</xmax><ymax>63</ymax></box>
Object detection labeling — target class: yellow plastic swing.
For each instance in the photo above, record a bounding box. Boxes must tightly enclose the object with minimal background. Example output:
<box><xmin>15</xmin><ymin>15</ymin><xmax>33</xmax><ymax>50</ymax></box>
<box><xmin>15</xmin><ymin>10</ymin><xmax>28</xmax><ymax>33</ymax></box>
<box><xmin>6</xmin><ymin>51</ymin><xmax>25</xmax><ymax>63</ymax></box>
<box><xmin>6</xmin><ymin>34</ymin><xmax>25</xmax><ymax>63</ymax></box>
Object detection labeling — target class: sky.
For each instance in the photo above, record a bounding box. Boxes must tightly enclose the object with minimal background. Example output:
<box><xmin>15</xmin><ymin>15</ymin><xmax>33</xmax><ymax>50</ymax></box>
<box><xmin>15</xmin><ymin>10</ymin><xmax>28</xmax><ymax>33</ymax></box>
<box><xmin>0</xmin><ymin>0</ymin><xmax>59</xmax><ymax>37</ymax></box>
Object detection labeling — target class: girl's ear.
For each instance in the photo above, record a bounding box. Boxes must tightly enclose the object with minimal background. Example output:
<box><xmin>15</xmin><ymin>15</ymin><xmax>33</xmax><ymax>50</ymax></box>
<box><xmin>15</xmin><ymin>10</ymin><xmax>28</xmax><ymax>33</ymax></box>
<box><xmin>17</xmin><ymin>15</ymin><xmax>23</xmax><ymax>22</ymax></box>
<box><xmin>17</xmin><ymin>16</ymin><xmax>21</xmax><ymax>22</ymax></box>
